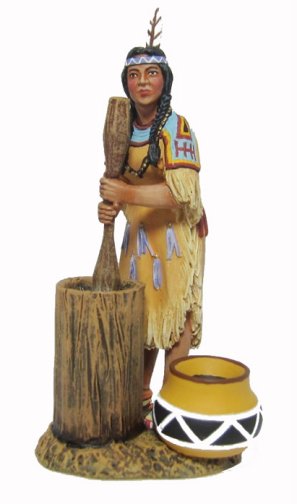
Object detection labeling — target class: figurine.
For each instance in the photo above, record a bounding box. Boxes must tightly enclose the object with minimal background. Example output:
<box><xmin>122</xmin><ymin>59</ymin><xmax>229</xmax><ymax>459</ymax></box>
<box><xmin>98</xmin><ymin>9</ymin><xmax>208</xmax><ymax>429</ymax></box>
<box><xmin>35</xmin><ymin>8</ymin><xmax>260</xmax><ymax>480</ymax></box>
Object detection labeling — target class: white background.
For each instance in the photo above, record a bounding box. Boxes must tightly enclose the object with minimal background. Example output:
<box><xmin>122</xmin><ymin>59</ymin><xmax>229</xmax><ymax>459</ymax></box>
<box><xmin>0</xmin><ymin>0</ymin><xmax>294</xmax><ymax>502</ymax></box>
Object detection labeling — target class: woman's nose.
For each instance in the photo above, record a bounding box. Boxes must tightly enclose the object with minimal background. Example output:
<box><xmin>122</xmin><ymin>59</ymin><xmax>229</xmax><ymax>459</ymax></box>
<box><xmin>138</xmin><ymin>72</ymin><xmax>149</xmax><ymax>85</ymax></box>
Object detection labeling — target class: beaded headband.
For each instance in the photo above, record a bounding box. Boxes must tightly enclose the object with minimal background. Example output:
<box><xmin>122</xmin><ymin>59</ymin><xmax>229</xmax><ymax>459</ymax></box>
<box><xmin>125</xmin><ymin>54</ymin><xmax>168</xmax><ymax>67</ymax></box>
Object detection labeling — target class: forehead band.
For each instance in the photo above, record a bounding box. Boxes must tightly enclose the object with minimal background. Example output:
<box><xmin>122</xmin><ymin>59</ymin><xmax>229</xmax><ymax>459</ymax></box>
<box><xmin>125</xmin><ymin>55</ymin><xmax>168</xmax><ymax>66</ymax></box>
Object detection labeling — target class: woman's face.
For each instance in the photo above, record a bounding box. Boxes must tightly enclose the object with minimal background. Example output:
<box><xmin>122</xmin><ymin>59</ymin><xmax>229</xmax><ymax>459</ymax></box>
<box><xmin>127</xmin><ymin>63</ymin><xmax>164</xmax><ymax>109</ymax></box>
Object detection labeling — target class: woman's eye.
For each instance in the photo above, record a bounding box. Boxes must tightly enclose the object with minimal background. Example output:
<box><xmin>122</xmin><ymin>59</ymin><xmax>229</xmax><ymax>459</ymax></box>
<box><xmin>128</xmin><ymin>72</ymin><xmax>137</xmax><ymax>79</ymax></box>
<box><xmin>148</xmin><ymin>70</ymin><xmax>158</xmax><ymax>76</ymax></box>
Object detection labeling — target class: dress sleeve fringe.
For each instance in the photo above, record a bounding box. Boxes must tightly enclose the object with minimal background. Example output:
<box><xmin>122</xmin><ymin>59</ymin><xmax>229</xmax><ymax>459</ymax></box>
<box><xmin>165</xmin><ymin>169</ymin><xmax>204</xmax><ymax>227</ymax></box>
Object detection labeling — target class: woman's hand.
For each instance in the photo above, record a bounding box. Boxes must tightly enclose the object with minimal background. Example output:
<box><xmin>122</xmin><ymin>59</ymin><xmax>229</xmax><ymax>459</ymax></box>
<box><xmin>99</xmin><ymin>177</ymin><xmax>129</xmax><ymax>204</ymax></box>
<box><xmin>98</xmin><ymin>201</ymin><xmax>122</xmax><ymax>224</ymax></box>
<box><xmin>99</xmin><ymin>176</ymin><xmax>178</xmax><ymax>209</ymax></box>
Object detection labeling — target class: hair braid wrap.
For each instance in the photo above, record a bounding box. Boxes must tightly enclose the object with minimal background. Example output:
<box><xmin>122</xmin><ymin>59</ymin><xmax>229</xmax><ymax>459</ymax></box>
<box><xmin>148</xmin><ymin>94</ymin><xmax>172</xmax><ymax>166</ymax></box>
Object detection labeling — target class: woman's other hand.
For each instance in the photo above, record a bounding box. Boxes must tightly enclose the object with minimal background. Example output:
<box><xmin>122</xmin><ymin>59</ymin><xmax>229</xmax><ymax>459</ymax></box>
<box><xmin>97</xmin><ymin>201</ymin><xmax>122</xmax><ymax>224</ymax></box>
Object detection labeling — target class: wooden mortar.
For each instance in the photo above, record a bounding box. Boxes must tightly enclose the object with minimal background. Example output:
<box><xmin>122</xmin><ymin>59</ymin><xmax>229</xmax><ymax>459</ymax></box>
<box><xmin>52</xmin><ymin>276</ymin><xmax>144</xmax><ymax>446</ymax></box>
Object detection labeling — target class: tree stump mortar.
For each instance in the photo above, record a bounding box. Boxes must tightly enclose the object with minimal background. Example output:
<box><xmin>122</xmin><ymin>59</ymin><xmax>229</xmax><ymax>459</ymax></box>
<box><xmin>51</xmin><ymin>276</ymin><xmax>145</xmax><ymax>446</ymax></box>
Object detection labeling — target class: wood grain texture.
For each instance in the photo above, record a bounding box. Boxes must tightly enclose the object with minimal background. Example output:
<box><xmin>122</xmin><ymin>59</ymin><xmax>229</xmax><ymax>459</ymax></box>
<box><xmin>103</xmin><ymin>97</ymin><xmax>131</xmax><ymax>179</ymax></box>
<box><xmin>52</xmin><ymin>277</ymin><xmax>144</xmax><ymax>446</ymax></box>
<box><xmin>92</xmin><ymin>224</ymin><xmax>121</xmax><ymax>291</ymax></box>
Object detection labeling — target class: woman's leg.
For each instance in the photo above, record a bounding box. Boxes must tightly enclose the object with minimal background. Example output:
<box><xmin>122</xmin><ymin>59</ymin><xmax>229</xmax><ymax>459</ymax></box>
<box><xmin>143</xmin><ymin>348</ymin><xmax>159</xmax><ymax>428</ymax></box>
<box><xmin>143</xmin><ymin>347</ymin><xmax>159</xmax><ymax>395</ymax></box>
<box><xmin>164</xmin><ymin>312</ymin><xmax>192</xmax><ymax>384</ymax></box>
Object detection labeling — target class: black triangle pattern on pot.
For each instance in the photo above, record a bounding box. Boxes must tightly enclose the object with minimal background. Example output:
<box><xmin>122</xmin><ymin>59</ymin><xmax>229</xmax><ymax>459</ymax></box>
<box><xmin>212</xmin><ymin>425</ymin><xmax>247</xmax><ymax>446</ymax></box>
<box><xmin>154</xmin><ymin>401</ymin><xmax>171</xmax><ymax>426</ymax></box>
<box><xmin>162</xmin><ymin>418</ymin><xmax>193</xmax><ymax>443</ymax></box>
<box><xmin>237</xmin><ymin>414</ymin><xmax>257</xmax><ymax>434</ymax></box>
<box><xmin>182</xmin><ymin>417</ymin><xmax>223</xmax><ymax>441</ymax></box>
<box><xmin>154</xmin><ymin>398</ymin><xmax>263</xmax><ymax>450</ymax></box>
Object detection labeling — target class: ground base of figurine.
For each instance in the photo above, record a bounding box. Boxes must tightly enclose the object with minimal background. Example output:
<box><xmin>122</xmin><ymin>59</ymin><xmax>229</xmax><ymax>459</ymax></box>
<box><xmin>35</xmin><ymin>424</ymin><xmax>241</xmax><ymax>480</ymax></box>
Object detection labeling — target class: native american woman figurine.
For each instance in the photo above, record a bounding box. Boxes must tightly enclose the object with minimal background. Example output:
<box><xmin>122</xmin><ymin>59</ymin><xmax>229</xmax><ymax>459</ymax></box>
<box><xmin>99</xmin><ymin>9</ymin><xmax>208</xmax><ymax>428</ymax></box>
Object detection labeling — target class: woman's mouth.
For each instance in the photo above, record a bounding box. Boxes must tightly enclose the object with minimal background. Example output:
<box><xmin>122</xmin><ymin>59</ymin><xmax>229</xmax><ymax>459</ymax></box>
<box><xmin>139</xmin><ymin>89</ymin><xmax>151</xmax><ymax>96</ymax></box>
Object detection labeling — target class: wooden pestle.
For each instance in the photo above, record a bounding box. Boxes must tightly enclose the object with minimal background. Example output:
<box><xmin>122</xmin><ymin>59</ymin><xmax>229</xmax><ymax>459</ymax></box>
<box><xmin>92</xmin><ymin>97</ymin><xmax>131</xmax><ymax>291</ymax></box>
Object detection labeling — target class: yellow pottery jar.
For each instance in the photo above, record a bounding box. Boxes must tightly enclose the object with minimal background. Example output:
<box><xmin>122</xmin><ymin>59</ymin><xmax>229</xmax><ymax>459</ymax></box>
<box><xmin>153</xmin><ymin>355</ymin><xmax>263</xmax><ymax>458</ymax></box>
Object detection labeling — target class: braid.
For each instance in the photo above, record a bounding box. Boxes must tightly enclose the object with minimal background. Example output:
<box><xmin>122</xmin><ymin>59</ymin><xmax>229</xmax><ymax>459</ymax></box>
<box><xmin>148</xmin><ymin>93</ymin><xmax>172</xmax><ymax>166</ymax></box>
<box><xmin>125</xmin><ymin>96</ymin><xmax>172</xmax><ymax>178</ymax></box>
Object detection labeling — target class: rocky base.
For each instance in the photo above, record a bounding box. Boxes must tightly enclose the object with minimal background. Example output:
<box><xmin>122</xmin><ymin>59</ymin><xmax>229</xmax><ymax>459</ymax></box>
<box><xmin>35</xmin><ymin>425</ymin><xmax>241</xmax><ymax>480</ymax></box>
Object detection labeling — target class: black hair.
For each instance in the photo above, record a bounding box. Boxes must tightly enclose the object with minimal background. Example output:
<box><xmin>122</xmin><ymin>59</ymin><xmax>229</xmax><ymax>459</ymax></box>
<box><xmin>121</xmin><ymin>46</ymin><xmax>173</xmax><ymax>171</ymax></box>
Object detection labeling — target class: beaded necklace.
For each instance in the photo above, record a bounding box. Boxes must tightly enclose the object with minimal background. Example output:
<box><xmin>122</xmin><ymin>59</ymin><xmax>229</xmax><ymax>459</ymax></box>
<box><xmin>126</xmin><ymin>107</ymin><xmax>172</xmax><ymax>178</ymax></box>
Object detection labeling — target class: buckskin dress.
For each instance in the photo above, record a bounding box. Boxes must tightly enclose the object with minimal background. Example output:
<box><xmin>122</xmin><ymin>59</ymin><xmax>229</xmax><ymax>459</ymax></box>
<box><xmin>119</xmin><ymin>111</ymin><xmax>206</xmax><ymax>350</ymax></box>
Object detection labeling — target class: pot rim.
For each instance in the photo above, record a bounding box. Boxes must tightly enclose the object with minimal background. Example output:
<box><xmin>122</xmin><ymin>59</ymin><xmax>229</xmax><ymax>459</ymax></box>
<box><xmin>170</xmin><ymin>355</ymin><xmax>250</xmax><ymax>384</ymax></box>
